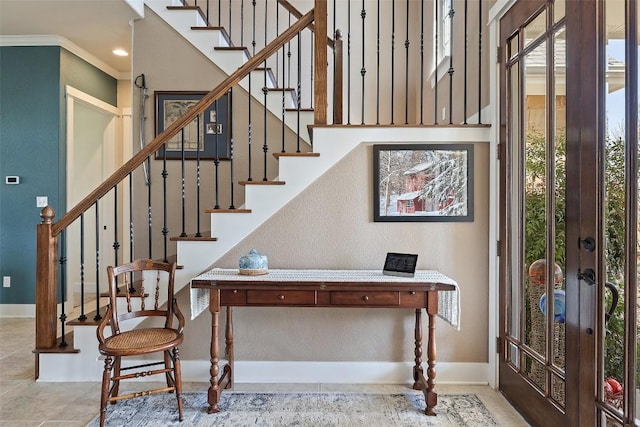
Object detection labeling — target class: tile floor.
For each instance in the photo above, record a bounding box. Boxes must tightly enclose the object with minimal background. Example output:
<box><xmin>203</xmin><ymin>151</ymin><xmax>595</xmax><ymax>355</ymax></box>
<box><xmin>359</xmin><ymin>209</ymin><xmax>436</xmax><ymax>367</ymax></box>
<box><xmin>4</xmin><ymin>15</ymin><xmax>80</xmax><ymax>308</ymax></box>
<box><xmin>0</xmin><ymin>317</ymin><xmax>530</xmax><ymax>426</ymax></box>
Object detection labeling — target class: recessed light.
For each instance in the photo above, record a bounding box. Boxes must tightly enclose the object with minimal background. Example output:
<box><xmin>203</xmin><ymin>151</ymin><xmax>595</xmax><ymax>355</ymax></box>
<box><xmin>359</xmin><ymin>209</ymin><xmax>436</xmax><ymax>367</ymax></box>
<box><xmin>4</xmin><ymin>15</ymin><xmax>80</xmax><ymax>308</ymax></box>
<box><xmin>112</xmin><ymin>49</ymin><xmax>128</xmax><ymax>57</ymax></box>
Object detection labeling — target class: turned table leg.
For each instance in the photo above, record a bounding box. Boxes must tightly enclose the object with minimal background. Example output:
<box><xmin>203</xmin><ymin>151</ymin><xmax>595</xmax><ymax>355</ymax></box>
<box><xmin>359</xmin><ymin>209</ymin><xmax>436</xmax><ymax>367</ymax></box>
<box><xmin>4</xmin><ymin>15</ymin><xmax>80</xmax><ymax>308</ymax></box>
<box><xmin>425</xmin><ymin>309</ymin><xmax>437</xmax><ymax>415</ymax></box>
<box><xmin>412</xmin><ymin>308</ymin><xmax>423</xmax><ymax>390</ymax></box>
<box><xmin>207</xmin><ymin>290</ymin><xmax>221</xmax><ymax>414</ymax></box>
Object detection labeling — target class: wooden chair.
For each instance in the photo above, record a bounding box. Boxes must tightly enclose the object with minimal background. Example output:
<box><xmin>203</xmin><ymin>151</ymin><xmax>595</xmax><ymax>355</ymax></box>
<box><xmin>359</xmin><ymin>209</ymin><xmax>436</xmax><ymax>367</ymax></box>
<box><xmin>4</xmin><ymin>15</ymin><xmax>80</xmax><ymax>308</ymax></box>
<box><xmin>96</xmin><ymin>259</ymin><xmax>184</xmax><ymax>426</ymax></box>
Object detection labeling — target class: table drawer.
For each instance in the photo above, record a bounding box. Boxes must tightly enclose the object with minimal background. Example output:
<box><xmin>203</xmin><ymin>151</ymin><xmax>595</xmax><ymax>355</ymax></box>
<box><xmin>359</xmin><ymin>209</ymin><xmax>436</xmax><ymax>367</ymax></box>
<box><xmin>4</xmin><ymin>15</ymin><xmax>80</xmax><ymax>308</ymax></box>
<box><xmin>220</xmin><ymin>289</ymin><xmax>247</xmax><ymax>304</ymax></box>
<box><xmin>246</xmin><ymin>290</ymin><xmax>316</xmax><ymax>305</ymax></box>
<box><xmin>330</xmin><ymin>291</ymin><xmax>399</xmax><ymax>306</ymax></box>
<box><xmin>399</xmin><ymin>291</ymin><xmax>427</xmax><ymax>307</ymax></box>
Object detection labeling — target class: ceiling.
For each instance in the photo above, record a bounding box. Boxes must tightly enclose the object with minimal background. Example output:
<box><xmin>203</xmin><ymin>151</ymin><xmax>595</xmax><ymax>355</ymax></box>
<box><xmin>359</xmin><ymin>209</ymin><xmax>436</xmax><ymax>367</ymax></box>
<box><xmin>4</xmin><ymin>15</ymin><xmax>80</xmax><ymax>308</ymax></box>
<box><xmin>0</xmin><ymin>0</ymin><xmax>140</xmax><ymax>77</ymax></box>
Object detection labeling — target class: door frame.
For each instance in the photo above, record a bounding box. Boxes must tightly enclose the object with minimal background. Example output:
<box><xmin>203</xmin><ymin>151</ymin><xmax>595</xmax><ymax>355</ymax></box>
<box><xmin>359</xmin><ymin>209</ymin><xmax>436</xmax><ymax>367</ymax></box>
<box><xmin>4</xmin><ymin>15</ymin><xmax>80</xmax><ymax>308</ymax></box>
<box><xmin>65</xmin><ymin>85</ymin><xmax>121</xmax><ymax>308</ymax></box>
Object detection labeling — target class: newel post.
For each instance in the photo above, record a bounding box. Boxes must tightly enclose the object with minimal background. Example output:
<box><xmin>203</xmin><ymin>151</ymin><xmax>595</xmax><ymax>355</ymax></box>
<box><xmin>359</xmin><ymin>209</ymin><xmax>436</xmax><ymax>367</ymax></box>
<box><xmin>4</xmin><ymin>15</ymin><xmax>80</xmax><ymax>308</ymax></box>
<box><xmin>36</xmin><ymin>206</ymin><xmax>58</xmax><ymax>349</ymax></box>
<box><xmin>314</xmin><ymin>0</ymin><xmax>328</xmax><ymax>125</ymax></box>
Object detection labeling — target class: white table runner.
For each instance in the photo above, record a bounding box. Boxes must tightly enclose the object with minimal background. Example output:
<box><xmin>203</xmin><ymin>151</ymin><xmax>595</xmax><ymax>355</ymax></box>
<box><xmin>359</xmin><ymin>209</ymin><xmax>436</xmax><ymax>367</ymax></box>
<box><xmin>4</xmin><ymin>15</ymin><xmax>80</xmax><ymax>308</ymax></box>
<box><xmin>190</xmin><ymin>269</ymin><xmax>460</xmax><ymax>330</ymax></box>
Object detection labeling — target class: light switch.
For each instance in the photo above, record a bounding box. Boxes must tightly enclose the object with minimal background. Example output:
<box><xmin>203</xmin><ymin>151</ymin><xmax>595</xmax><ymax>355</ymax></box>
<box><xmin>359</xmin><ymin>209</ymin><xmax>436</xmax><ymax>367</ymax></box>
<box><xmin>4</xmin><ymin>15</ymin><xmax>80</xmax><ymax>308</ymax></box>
<box><xmin>36</xmin><ymin>196</ymin><xmax>48</xmax><ymax>208</ymax></box>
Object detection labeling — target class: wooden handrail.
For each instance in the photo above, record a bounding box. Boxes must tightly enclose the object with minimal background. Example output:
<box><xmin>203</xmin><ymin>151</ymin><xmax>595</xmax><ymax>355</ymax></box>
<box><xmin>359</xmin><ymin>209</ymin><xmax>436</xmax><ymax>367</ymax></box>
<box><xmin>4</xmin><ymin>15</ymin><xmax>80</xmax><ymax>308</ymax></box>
<box><xmin>51</xmin><ymin>9</ymin><xmax>315</xmax><ymax>236</ymax></box>
<box><xmin>278</xmin><ymin>0</ymin><xmax>334</xmax><ymax>49</ymax></box>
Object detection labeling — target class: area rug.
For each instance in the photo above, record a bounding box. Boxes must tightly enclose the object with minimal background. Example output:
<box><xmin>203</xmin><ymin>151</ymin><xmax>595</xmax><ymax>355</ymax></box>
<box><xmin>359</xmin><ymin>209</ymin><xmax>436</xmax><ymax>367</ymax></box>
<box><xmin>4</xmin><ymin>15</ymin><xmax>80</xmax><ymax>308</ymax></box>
<box><xmin>87</xmin><ymin>392</ymin><xmax>497</xmax><ymax>426</ymax></box>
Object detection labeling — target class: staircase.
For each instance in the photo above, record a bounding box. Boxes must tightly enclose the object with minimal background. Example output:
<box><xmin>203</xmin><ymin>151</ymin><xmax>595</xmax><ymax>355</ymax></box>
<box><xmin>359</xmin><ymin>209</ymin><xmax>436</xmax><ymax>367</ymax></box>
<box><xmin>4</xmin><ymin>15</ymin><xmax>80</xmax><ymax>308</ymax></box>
<box><xmin>35</xmin><ymin>0</ymin><xmax>491</xmax><ymax>382</ymax></box>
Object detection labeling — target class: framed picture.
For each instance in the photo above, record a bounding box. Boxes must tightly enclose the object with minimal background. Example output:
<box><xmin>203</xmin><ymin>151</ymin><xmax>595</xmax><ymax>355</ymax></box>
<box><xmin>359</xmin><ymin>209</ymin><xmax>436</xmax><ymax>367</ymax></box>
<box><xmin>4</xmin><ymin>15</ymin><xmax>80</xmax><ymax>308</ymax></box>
<box><xmin>373</xmin><ymin>144</ymin><xmax>474</xmax><ymax>222</ymax></box>
<box><xmin>154</xmin><ymin>91</ymin><xmax>230</xmax><ymax>160</ymax></box>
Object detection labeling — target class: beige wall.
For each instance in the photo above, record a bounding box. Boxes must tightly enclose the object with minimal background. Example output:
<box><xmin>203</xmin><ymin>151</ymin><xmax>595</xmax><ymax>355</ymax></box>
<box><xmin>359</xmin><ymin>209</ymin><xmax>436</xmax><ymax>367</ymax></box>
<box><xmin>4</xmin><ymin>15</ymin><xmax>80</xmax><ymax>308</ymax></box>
<box><xmin>134</xmin><ymin>4</ymin><xmax>490</xmax><ymax>364</ymax></box>
<box><xmin>179</xmin><ymin>141</ymin><xmax>490</xmax><ymax>362</ymax></box>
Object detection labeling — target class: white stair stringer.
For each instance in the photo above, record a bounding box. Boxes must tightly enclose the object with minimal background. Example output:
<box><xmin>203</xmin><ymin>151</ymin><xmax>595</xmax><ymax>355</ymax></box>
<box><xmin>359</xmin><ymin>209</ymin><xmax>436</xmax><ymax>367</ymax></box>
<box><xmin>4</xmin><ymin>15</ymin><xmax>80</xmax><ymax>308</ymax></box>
<box><xmin>144</xmin><ymin>0</ymin><xmax>312</xmax><ymax>144</ymax></box>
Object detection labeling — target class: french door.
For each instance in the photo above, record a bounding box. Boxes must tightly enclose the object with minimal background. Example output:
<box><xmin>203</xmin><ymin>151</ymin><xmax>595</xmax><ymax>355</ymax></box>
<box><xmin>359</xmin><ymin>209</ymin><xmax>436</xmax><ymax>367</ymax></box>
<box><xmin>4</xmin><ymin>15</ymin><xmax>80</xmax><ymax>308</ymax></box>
<box><xmin>498</xmin><ymin>0</ymin><xmax>638</xmax><ymax>425</ymax></box>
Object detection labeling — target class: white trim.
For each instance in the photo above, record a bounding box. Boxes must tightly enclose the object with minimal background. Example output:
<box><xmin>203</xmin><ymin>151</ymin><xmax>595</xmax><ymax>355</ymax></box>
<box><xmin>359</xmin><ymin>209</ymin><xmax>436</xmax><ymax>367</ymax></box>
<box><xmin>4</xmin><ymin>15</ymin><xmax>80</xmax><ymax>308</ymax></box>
<box><xmin>0</xmin><ymin>305</ymin><xmax>36</xmax><ymax>317</ymax></box>
<box><xmin>488</xmin><ymin>0</ymin><xmax>518</xmax><ymax>26</ymax></box>
<box><xmin>183</xmin><ymin>361</ymin><xmax>490</xmax><ymax>384</ymax></box>
<box><xmin>38</xmin><ymin>358</ymin><xmax>490</xmax><ymax>384</ymax></box>
<box><xmin>66</xmin><ymin>86</ymin><xmax>120</xmax><ymax>116</ymax></box>
<box><xmin>0</xmin><ymin>35</ymin><xmax>124</xmax><ymax>80</ymax></box>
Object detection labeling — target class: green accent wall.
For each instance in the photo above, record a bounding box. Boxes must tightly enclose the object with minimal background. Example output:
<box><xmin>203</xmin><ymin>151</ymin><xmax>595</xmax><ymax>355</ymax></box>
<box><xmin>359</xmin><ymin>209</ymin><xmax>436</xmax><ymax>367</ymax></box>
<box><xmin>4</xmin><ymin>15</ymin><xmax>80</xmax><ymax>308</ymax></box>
<box><xmin>0</xmin><ymin>46</ymin><xmax>117</xmax><ymax>306</ymax></box>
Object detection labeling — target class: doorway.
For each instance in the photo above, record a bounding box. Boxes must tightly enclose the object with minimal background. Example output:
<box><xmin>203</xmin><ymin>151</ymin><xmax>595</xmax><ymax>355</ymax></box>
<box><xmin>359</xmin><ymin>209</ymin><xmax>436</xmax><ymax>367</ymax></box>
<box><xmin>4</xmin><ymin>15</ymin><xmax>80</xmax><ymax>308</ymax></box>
<box><xmin>498</xmin><ymin>0</ymin><xmax>638</xmax><ymax>425</ymax></box>
<box><xmin>65</xmin><ymin>86</ymin><xmax>121</xmax><ymax>310</ymax></box>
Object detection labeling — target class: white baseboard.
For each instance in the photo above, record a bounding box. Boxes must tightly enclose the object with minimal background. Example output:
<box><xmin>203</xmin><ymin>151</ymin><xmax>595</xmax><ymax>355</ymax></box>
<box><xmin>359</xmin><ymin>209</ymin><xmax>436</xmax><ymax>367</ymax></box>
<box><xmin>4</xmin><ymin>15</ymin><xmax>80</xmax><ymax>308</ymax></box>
<box><xmin>0</xmin><ymin>304</ymin><xmax>35</xmax><ymax>317</ymax></box>
<box><xmin>179</xmin><ymin>361</ymin><xmax>490</xmax><ymax>385</ymax></box>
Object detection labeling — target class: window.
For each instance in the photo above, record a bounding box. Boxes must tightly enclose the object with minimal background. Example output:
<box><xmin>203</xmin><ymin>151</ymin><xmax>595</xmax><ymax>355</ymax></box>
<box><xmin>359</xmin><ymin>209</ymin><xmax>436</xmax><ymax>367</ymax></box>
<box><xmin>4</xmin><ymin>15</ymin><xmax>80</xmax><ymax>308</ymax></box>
<box><xmin>432</xmin><ymin>0</ymin><xmax>453</xmax><ymax>84</ymax></box>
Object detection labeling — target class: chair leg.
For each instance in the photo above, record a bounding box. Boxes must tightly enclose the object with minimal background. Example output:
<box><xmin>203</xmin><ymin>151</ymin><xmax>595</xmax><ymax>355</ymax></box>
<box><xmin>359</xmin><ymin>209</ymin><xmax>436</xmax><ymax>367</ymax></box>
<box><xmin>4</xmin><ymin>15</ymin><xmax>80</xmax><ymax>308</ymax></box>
<box><xmin>173</xmin><ymin>347</ymin><xmax>184</xmax><ymax>422</ymax></box>
<box><xmin>100</xmin><ymin>355</ymin><xmax>113</xmax><ymax>427</ymax></box>
<box><xmin>112</xmin><ymin>356</ymin><xmax>121</xmax><ymax>400</ymax></box>
<box><xmin>164</xmin><ymin>350</ymin><xmax>172</xmax><ymax>389</ymax></box>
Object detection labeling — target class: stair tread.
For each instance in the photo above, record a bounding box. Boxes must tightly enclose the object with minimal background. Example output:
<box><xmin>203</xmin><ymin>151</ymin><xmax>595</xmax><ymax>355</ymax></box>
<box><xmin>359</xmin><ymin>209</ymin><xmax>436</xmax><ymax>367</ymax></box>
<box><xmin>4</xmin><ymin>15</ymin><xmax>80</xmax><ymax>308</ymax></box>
<box><xmin>215</xmin><ymin>46</ymin><xmax>248</xmax><ymax>51</ymax></box>
<box><xmin>269</xmin><ymin>87</ymin><xmax>295</xmax><ymax>92</ymax></box>
<box><xmin>273</xmin><ymin>152</ymin><xmax>320</xmax><ymax>158</ymax></box>
<box><xmin>239</xmin><ymin>180</ymin><xmax>286</xmax><ymax>186</ymax></box>
<box><xmin>170</xmin><ymin>233</ymin><xmax>218</xmax><ymax>242</ymax></box>
<box><xmin>285</xmin><ymin>108</ymin><xmax>314</xmax><ymax>112</ymax></box>
<box><xmin>191</xmin><ymin>26</ymin><xmax>225</xmax><ymax>30</ymax></box>
<box><xmin>34</xmin><ymin>332</ymin><xmax>79</xmax><ymax>354</ymax></box>
<box><xmin>205</xmin><ymin>208</ymin><xmax>252</xmax><ymax>213</ymax></box>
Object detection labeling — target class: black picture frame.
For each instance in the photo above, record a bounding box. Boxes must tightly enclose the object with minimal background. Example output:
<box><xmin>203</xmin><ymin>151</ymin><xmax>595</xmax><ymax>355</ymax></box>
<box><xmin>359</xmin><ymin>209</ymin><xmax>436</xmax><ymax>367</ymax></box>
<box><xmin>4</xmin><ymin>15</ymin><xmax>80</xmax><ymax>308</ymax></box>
<box><xmin>373</xmin><ymin>143</ymin><xmax>474</xmax><ymax>222</ymax></box>
<box><xmin>154</xmin><ymin>91</ymin><xmax>230</xmax><ymax>160</ymax></box>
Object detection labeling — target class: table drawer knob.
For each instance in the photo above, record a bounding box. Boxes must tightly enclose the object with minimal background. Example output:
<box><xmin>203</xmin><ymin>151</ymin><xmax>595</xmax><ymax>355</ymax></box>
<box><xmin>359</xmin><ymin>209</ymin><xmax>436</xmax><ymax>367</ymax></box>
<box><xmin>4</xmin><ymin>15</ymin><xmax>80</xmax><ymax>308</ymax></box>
<box><xmin>409</xmin><ymin>291</ymin><xmax>416</xmax><ymax>295</ymax></box>
<box><xmin>233</xmin><ymin>289</ymin><xmax>239</xmax><ymax>294</ymax></box>
<box><xmin>278</xmin><ymin>294</ymin><xmax>286</xmax><ymax>300</ymax></box>
<box><xmin>362</xmin><ymin>295</ymin><xmax>369</xmax><ymax>302</ymax></box>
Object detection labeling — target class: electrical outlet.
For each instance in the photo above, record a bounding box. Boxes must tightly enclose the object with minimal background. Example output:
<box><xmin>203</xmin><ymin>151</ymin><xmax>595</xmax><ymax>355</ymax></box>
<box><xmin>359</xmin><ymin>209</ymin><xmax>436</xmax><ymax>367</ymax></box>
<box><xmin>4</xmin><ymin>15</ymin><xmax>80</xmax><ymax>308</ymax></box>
<box><xmin>36</xmin><ymin>196</ymin><xmax>48</xmax><ymax>208</ymax></box>
<box><xmin>3</xmin><ymin>276</ymin><xmax>10</xmax><ymax>288</ymax></box>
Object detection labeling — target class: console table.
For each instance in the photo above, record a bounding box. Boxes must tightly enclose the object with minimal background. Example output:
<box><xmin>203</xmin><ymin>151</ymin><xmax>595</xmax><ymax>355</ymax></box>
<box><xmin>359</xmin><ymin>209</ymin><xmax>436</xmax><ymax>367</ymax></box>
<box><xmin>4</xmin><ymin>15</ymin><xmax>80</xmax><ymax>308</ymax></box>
<box><xmin>190</xmin><ymin>269</ymin><xmax>459</xmax><ymax>416</ymax></box>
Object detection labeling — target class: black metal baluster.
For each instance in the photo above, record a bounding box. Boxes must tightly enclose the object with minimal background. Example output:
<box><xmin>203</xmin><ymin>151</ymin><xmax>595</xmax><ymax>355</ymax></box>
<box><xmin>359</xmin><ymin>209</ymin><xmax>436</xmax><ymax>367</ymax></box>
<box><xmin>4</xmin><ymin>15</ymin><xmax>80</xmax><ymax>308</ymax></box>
<box><xmin>247</xmin><ymin>0</ymin><xmax>256</xmax><ymax>182</ymax></box>
<box><xmin>434</xmin><ymin>0</ymin><xmax>438</xmax><ymax>124</ymax></box>
<box><xmin>180</xmin><ymin>128</ymin><xmax>187</xmax><ymax>237</ymax></box>
<box><xmin>58</xmin><ymin>230</ymin><xmax>67</xmax><ymax>347</ymax></box>
<box><xmin>376</xmin><ymin>0</ymin><xmax>380</xmax><ymax>125</ymax></box>
<box><xmin>287</xmin><ymin>12</ymin><xmax>292</xmax><ymax>90</ymax></box>
<box><xmin>228</xmin><ymin>88</ymin><xmax>236</xmax><ymax>209</ymax></box>
<box><xmin>128</xmin><ymin>172</ymin><xmax>135</xmax><ymax>293</ymax></box>
<box><xmin>347</xmin><ymin>0</ymin><xmax>351</xmax><ymax>124</ymax></box>
<box><xmin>281</xmin><ymin>40</ymin><xmax>286</xmax><ymax>153</ymax></box>
<box><xmin>162</xmin><ymin>148</ymin><xmax>169</xmax><ymax>262</ymax></box>
<box><xmin>241</xmin><ymin>0</ymin><xmax>245</xmax><ymax>47</ymax></box>
<box><xmin>262</xmin><ymin>0</ymin><xmax>269</xmax><ymax>181</ymax></box>
<box><xmin>218</xmin><ymin>0</ymin><xmax>221</xmax><ymax>26</ymax></box>
<box><xmin>147</xmin><ymin>163</ymin><xmax>152</xmax><ymax>259</ymax></box>
<box><xmin>228</xmin><ymin>0</ymin><xmax>232</xmax><ymax>45</ymax></box>
<box><xmin>94</xmin><ymin>201</ymin><xmax>102</xmax><ymax>321</ymax></box>
<box><xmin>447</xmin><ymin>2</ymin><xmax>454</xmax><ymax>125</ymax></box>
<box><xmin>360</xmin><ymin>0</ymin><xmax>366</xmax><ymax>124</ymax></box>
<box><xmin>391</xmin><ymin>0</ymin><xmax>395</xmax><ymax>124</ymax></box>
<box><xmin>404</xmin><ymin>0</ymin><xmax>410</xmax><ymax>124</ymax></box>
<box><xmin>113</xmin><ymin>185</ymin><xmax>120</xmax><ymax>274</ymax></box>
<box><xmin>477</xmin><ymin>0</ymin><xmax>482</xmax><ymax>124</ymax></box>
<box><xmin>78</xmin><ymin>213</ymin><xmax>86</xmax><ymax>321</ymax></box>
<box><xmin>195</xmin><ymin>116</ymin><xmax>202</xmax><ymax>236</ymax></box>
<box><xmin>420</xmin><ymin>0</ymin><xmax>424</xmax><ymax>124</ymax></box>
<box><xmin>214</xmin><ymin>100</ymin><xmax>221</xmax><ymax>208</ymax></box>
<box><xmin>463</xmin><ymin>0</ymin><xmax>468</xmax><ymax>124</ymax></box>
<box><xmin>297</xmin><ymin>31</ymin><xmax>302</xmax><ymax>152</ymax></box>
<box><xmin>334</xmin><ymin>0</ymin><xmax>337</xmax><ymax>123</ymax></box>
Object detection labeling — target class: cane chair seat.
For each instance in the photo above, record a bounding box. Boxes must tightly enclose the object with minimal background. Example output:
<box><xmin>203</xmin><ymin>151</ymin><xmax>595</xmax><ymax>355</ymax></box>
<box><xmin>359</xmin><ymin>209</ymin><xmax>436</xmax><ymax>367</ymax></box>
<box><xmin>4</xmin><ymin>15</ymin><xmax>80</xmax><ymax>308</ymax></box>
<box><xmin>100</xmin><ymin>327</ymin><xmax>182</xmax><ymax>355</ymax></box>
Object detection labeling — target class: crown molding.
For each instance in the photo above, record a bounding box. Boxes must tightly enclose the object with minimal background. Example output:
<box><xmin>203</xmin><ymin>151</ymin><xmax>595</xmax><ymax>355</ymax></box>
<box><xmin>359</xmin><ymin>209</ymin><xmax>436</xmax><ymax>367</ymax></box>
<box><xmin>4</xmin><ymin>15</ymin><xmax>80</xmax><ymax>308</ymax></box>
<box><xmin>0</xmin><ymin>34</ymin><xmax>130</xmax><ymax>80</ymax></box>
